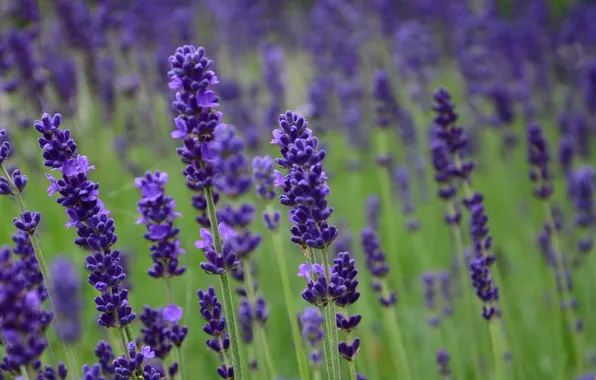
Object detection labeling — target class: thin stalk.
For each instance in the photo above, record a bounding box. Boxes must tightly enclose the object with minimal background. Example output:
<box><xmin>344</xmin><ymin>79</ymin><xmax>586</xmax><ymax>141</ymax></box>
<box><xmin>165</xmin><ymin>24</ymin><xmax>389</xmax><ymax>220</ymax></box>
<box><xmin>118</xmin><ymin>327</ymin><xmax>140</xmax><ymax>380</ymax></box>
<box><xmin>203</xmin><ymin>183</ymin><xmax>244</xmax><ymax>380</ymax></box>
<box><xmin>23</xmin><ymin>366</ymin><xmax>34</xmax><ymax>380</ymax></box>
<box><xmin>1</xmin><ymin>164</ymin><xmax>80</xmax><ymax>378</ymax></box>
<box><xmin>243</xmin><ymin>258</ymin><xmax>276</xmax><ymax>379</ymax></box>
<box><xmin>268</xmin><ymin>211</ymin><xmax>310</xmax><ymax>380</ymax></box>
<box><xmin>488</xmin><ymin>321</ymin><xmax>505</xmax><ymax>380</ymax></box>
<box><xmin>319</xmin><ymin>305</ymin><xmax>336</xmax><ymax>380</ymax></box>
<box><xmin>313</xmin><ymin>369</ymin><xmax>322</xmax><ymax>380</ymax></box>
<box><xmin>544</xmin><ymin>202</ymin><xmax>584</xmax><ymax>373</ymax></box>
<box><xmin>348</xmin><ymin>361</ymin><xmax>357</xmax><ymax>380</ymax></box>
<box><xmin>380</xmin><ymin>281</ymin><xmax>410</xmax><ymax>380</ymax></box>
<box><xmin>320</xmin><ymin>248</ymin><xmax>341</xmax><ymax>379</ymax></box>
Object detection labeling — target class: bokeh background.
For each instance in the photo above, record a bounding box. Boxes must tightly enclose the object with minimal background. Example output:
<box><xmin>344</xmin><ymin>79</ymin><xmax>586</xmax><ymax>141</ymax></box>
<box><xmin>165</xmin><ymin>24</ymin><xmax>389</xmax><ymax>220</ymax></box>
<box><xmin>1</xmin><ymin>0</ymin><xmax>596</xmax><ymax>379</ymax></box>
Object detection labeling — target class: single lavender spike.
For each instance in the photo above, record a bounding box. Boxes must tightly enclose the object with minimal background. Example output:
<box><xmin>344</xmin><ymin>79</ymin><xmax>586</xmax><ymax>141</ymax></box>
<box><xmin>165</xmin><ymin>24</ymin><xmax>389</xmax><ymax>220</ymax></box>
<box><xmin>365</xmin><ymin>195</ymin><xmax>381</xmax><ymax>231</ymax></box>
<box><xmin>527</xmin><ymin>123</ymin><xmax>554</xmax><ymax>199</ymax></box>
<box><xmin>252</xmin><ymin>155</ymin><xmax>281</xmax><ymax>231</ymax></box>
<box><xmin>135</xmin><ymin>170</ymin><xmax>186</xmax><ymax>279</ymax></box>
<box><xmin>139</xmin><ymin>307</ymin><xmax>173</xmax><ymax>360</ymax></box>
<box><xmin>272</xmin><ymin>111</ymin><xmax>338</xmax><ymax>249</ymax></box>
<box><xmin>50</xmin><ymin>256</ymin><xmax>82</xmax><ymax>344</ymax></box>
<box><xmin>394</xmin><ymin>166</ymin><xmax>420</xmax><ymax>231</ymax></box>
<box><xmin>34</xmin><ymin>113</ymin><xmax>135</xmax><ymax>329</ymax></box>
<box><xmin>113</xmin><ymin>342</ymin><xmax>163</xmax><ymax>379</ymax></box>
<box><xmin>198</xmin><ymin>287</ymin><xmax>234</xmax><ymax>379</ymax></box>
<box><xmin>422</xmin><ymin>272</ymin><xmax>440</xmax><ymax>327</ymax></box>
<box><xmin>569</xmin><ymin>167</ymin><xmax>595</xmax><ymax>253</ymax></box>
<box><xmin>300</xmin><ymin>308</ymin><xmax>324</xmax><ymax>368</ymax></box>
<box><xmin>360</xmin><ymin>227</ymin><xmax>396</xmax><ymax>307</ymax></box>
<box><xmin>436</xmin><ymin>349</ymin><xmax>452</xmax><ymax>378</ymax></box>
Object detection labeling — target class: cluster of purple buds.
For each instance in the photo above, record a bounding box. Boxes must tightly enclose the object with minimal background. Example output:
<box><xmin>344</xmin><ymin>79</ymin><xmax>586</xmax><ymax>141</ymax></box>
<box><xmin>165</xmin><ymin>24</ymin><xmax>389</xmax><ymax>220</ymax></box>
<box><xmin>34</xmin><ymin>113</ymin><xmax>135</xmax><ymax>329</ymax></box>
<box><xmin>422</xmin><ymin>271</ymin><xmax>453</xmax><ymax>327</ymax></box>
<box><xmin>465</xmin><ymin>192</ymin><xmax>499</xmax><ymax>320</ymax></box>
<box><xmin>272</xmin><ymin>111</ymin><xmax>338</xmax><ymax>249</ymax></box>
<box><xmin>135</xmin><ymin>171</ymin><xmax>186</xmax><ymax>279</ymax></box>
<box><xmin>372</xmin><ymin>71</ymin><xmax>399</xmax><ymax>167</ymax></box>
<box><xmin>360</xmin><ymin>227</ymin><xmax>397</xmax><ymax>307</ymax></box>
<box><xmin>527</xmin><ymin>123</ymin><xmax>554</xmax><ymax>199</ymax></box>
<box><xmin>394</xmin><ymin>166</ymin><xmax>420</xmax><ymax>231</ymax></box>
<box><xmin>436</xmin><ymin>349</ymin><xmax>452</xmax><ymax>378</ymax></box>
<box><xmin>138</xmin><ymin>305</ymin><xmax>187</xmax><ymax>378</ymax></box>
<box><xmin>237</xmin><ymin>296</ymin><xmax>269</xmax><ymax>355</ymax></box>
<box><xmin>298</xmin><ymin>262</ymin><xmax>346</xmax><ymax>307</ymax></box>
<box><xmin>195</xmin><ymin>222</ymin><xmax>239</xmax><ymax>275</ymax></box>
<box><xmin>50</xmin><ymin>257</ymin><xmax>82</xmax><ymax>343</ymax></box>
<box><xmin>168</xmin><ymin>45</ymin><xmax>221</xmax><ymax>229</ymax></box>
<box><xmin>366</xmin><ymin>195</ymin><xmax>380</xmax><ymax>231</ymax></box>
<box><xmin>252</xmin><ymin>155</ymin><xmax>281</xmax><ymax>230</ymax></box>
<box><xmin>568</xmin><ymin>167</ymin><xmax>594</xmax><ymax>253</ymax></box>
<box><xmin>113</xmin><ymin>342</ymin><xmax>162</xmax><ymax>380</ymax></box>
<box><xmin>198</xmin><ymin>287</ymin><xmax>234</xmax><ymax>379</ymax></box>
<box><xmin>333</xmin><ymin>252</ymin><xmax>362</xmax><ymax>361</ymax></box>
<box><xmin>300</xmin><ymin>308</ymin><xmax>324</xmax><ymax>367</ymax></box>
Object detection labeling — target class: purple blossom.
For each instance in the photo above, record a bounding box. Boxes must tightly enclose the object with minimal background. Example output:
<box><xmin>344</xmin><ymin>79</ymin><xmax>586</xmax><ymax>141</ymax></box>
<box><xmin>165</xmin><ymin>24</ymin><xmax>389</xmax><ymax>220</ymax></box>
<box><xmin>300</xmin><ymin>307</ymin><xmax>324</xmax><ymax>367</ymax></box>
<box><xmin>50</xmin><ymin>256</ymin><xmax>82</xmax><ymax>343</ymax></box>
<box><xmin>361</xmin><ymin>227</ymin><xmax>396</xmax><ymax>307</ymax></box>
<box><xmin>34</xmin><ymin>113</ymin><xmax>135</xmax><ymax>328</ymax></box>
<box><xmin>527</xmin><ymin>123</ymin><xmax>554</xmax><ymax>200</ymax></box>
<box><xmin>195</xmin><ymin>222</ymin><xmax>239</xmax><ymax>275</ymax></box>
<box><xmin>135</xmin><ymin>171</ymin><xmax>186</xmax><ymax>279</ymax></box>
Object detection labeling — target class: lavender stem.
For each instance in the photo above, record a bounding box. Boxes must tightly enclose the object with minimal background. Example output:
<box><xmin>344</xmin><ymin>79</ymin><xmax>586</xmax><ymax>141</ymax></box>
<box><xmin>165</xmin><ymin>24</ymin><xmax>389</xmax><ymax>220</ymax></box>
<box><xmin>204</xmin><ymin>183</ymin><xmax>245</xmax><ymax>380</ymax></box>
<box><xmin>321</xmin><ymin>247</ymin><xmax>341</xmax><ymax>378</ymax></box>
<box><xmin>267</xmin><ymin>205</ymin><xmax>310</xmax><ymax>380</ymax></box>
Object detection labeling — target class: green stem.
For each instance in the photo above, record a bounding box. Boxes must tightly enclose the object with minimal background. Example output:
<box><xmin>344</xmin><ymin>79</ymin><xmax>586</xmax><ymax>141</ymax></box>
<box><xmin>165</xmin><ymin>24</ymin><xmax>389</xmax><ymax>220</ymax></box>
<box><xmin>203</xmin><ymin>183</ymin><xmax>244</xmax><ymax>380</ymax></box>
<box><xmin>313</xmin><ymin>369</ymin><xmax>322</xmax><ymax>380</ymax></box>
<box><xmin>268</xmin><ymin>216</ymin><xmax>311</xmax><ymax>380</ymax></box>
<box><xmin>320</xmin><ymin>248</ymin><xmax>341</xmax><ymax>379</ymax></box>
<box><xmin>1</xmin><ymin>164</ymin><xmax>80</xmax><ymax>378</ymax></box>
<box><xmin>544</xmin><ymin>202</ymin><xmax>584</xmax><ymax>374</ymax></box>
<box><xmin>258</xmin><ymin>327</ymin><xmax>276</xmax><ymax>380</ymax></box>
<box><xmin>118</xmin><ymin>327</ymin><xmax>140</xmax><ymax>380</ymax></box>
<box><xmin>319</xmin><ymin>305</ymin><xmax>336</xmax><ymax>380</ymax></box>
<box><xmin>381</xmin><ymin>281</ymin><xmax>411</xmax><ymax>380</ymax></box>
<box><xmin>488</xmin><ymin>321</ymin><xmax>505</xmax><ymax>380</ymax></box>
<box><xmin>348</xmin><ymin>361</ymin><xmax>357</xmax><ymax>380</ymax></box>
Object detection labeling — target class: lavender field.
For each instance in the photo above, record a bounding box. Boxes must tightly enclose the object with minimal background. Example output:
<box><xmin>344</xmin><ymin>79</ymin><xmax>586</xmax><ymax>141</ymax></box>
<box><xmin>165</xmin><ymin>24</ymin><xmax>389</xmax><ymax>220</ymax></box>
<box><xmin>1</xmin><ymin>1</ymin><xmax>596</xmax><ymax>379</ymax></box>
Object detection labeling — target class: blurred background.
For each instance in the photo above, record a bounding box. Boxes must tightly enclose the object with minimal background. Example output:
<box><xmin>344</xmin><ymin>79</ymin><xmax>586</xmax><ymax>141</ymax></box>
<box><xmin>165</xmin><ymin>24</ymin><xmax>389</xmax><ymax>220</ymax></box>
<box><xmin>1</xmin><ymin>0</ymin><xmax>596</xmax><ymax>379</ymax></box>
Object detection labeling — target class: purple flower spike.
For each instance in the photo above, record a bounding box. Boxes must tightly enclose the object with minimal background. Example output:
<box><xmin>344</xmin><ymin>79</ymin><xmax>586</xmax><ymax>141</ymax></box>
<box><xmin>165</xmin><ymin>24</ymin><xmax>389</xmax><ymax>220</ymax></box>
<box><xmin>527</xmin><ymin>123</ymin><xmax>554</xmax><ymax>199</ymax></box>
<box><xmin>136</xmin><ymin>170</ymin><xmax>186</xmax><ymax>279</ymax></box>
<box><xmin>34</xmin><ymin>113</ymin><xmax>135</xmax><ymax>329</ymax></box>
<box><xmin>195</xmin><ymin>223</ymin><xmax>239</xmax><ymax>275</ymax></box>
<box><xmin>51</xmin><ymin>257</ymin><xmax>82</xmax><ymax>343</ymax></box>
<box><xmin>300</xmin><ymin>308</ymin><xmax>324</xmax><ymax>367</ymax></box>
<box><xmin>436</xmin><ymin>349</ymin><xmax>451</xmax><ymax>377</ymax></box>
<box><xmin>273</xmin><ymin>111</ymin><xmax>338</xmax><ymax>249</ymax></box>
<box><xmin>361</xmin><ymin>227</ymin><xmax>396</xmax><ymax>307</ymax></box>
<box><xmin>198</xmin><ymin>287</ymin><xmax>233</xmax><ymax>378</ymax></box>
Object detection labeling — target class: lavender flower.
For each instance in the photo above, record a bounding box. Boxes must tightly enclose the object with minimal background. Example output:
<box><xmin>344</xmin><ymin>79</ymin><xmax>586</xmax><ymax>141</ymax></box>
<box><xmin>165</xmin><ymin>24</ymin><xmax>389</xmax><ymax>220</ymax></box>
<box><xmin>365</xmin><ymin>195</ymin><xmax>380</xmax><ymax>231</ymax></box>
<box><xmin>436</xmin><ymin>349</ymin><xmax>451</xmax><ymax>377</ymax></box>
<box><xmin>168</xmin><ymin>45</ymin><xmax>221</xmax><ymax>229</ymax></box>
<box><xmin>333</xmin><ymin>252</ymin><xmax>362</xmax><ymax>361</ymax></box>
<box><xmin>197</xmin><ymin>287</ymin><xmax>234</xmax><ymax>379</ymax></box>
<box><xmin>394</xmin><ymin>166</ymin><xmax>420</xmax><ymax>231</ymax></box>
<box><xmin>422</xmin><ymin>272</ymin><xmax>440</xmax><ymax>327</ymax></box>
<box><xmin>272</xmin><ymin>111</ymin><xmax>338</xmax><ymax>249</ymax></box>
<box><xmin>113</xmin><ymin>342</ymin><xmax>163</xmax><ymax>380</ymax></box>
<box><xmin>135</xmin><ymin>171</ymin><xmax>186</xmax><ymax>279</ymax></box>
<box><xmin>252</xmin><ymin>155</ymin><xmax>281</xmax><ymax>230</ymax></box>
<box><xmin>300</xmin><ymin>308</ymin><xmax>324</xmax><ymax>367</ymax></box>
<box><xmin>34</xmin><ymin>113</ymin><xmax>135</xmax><ymax>329</ymax></box>
<box><xmin>297</xmin><ymin>262</ymin><xmax>346</xmax><ymax>307</ymax></box>
<box><xmin>360</xmin><ymin>227</ymin><xmax>396</xmax><ymax>307</ymax></box>
<box><xmin>569</xmin><ymin>167</ymin><xmax>595</xmax><ymax>253</ymax></box>
<box><xmin>195</xmin><ymin>222</ymin><xmax>239</xmax><ymax>275</ymax></box>
<box><xmin>50</xmin><ymin>256</ymin><xmax>82</xmax><ymax>343</ymax></box>
<box><xmin>527</xmin><ymin>123</ymin><xmax>553</xmax><ymax>199</ymax></box>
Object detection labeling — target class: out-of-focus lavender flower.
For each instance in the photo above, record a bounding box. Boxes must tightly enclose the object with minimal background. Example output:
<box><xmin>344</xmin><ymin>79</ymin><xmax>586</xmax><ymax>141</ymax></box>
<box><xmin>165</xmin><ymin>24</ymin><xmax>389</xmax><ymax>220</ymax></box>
<box><xmin>422</xmin><ymin>272</ymin><xmax>440</xmax><ymax>327</ymax></box>
<box><xmin>438</xmin><ymin>271</ymin><xmax>452</xmax><ymax>317</ymax></box>
<box><xmin>272</xmin><ymin>111</ymin><xmax>338</xmax><ymax>249</ymax></box>
<box><xmin>198</xmin><ymin>287</ymin><xmax>234</xmax><ymax>379</ymax></box>
<box><xmin>360</xmin><ymin>227</ymin><xmax>396</xmax><ymax>307</ymax></box>
<box><xmin>569</xmin><ymin>167</ymin><xmax>595</xmax><ymax>253</ymax></box>
<box><xmin>372</xmin><ymin>70</ymin><xmax>400</xmax><ymax>132</ymax></box>
<box><xmin>394</xmin><ymin>166</ymin><xmax>420</xmax><ymax>231</ymax></box>
<box><xmin>252</xmin><ymin>155</ymin><xmax>282</xmax><ymax>229</ymax></box>
<box><xmin>582</xmin><ymin>58</ymin><xmax>596</xmax><ymax>115</ymax></box>
<box><xmin>527</xmin><ymin>123</ymin><xmax>553</xmax><ymax>200</ymax></box>
<box><xmin>300</xmin><ymin>307</ymin><xmax>324</xmax><ymax>367</ymax></box>
<box><xmin>34</xmin><ymin>113</ymin><xmax>135</xmax><ymax>329</ymax></box>
<box><xmin>135</xmin><ymin>171</ymin><xmax>186</xmax><ymax>279</ymax></box>
<box><xmin>113</xmin><ymin>342</ymin><xmax>164</xmax><ymax>379</ymax></box>
<box><xmin>559</xmin><ymin>135</ymin><xmax>574</xmax><ymax>179</ymax></box>
<box><xmin>366</xmin><ymin>195</ymin><xmax>380</xmax><ymax>231</ymax></box>
<box><xmin>436</xmin><ymin>349</ymin><xmax>451</xmax><ymax>377</ymax></box>
<box><xmin>38</xmin><ymin>363</ymin><xmax>68</xmax><ymax>380</ymax></box>
<box><xmin>333</xmin><ymin>224</ymin><xmax>352</xmax><ymax>257</ymax></box>
<box><xmin>466</xmin><ymin>192</ymin><xmax>499</xmax><ymax>320</ymax></box>
<box><xmin>50</xmin><ymin>256</ymin><xmax>82</xmax><ymax>344</ymax></box>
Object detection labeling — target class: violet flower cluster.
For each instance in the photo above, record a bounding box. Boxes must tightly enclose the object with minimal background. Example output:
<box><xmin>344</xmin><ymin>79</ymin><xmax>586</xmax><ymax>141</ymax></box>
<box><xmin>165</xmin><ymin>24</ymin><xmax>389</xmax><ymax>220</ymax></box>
<box><xmin>334</xmin><ymin>252</ymin><xmax>362</xmax><ymax>361</ymax></box>
<box><xmin>251</xmin><ymin>155</ymin><xmax>281</xmax><ymax>231</ymax></box>
<box><xmin>527</xmin><ymin>123</ymin><xmax>554</xmax><ymax>199</ymax></box>
<box><xmin>372</xmin><ymin>70</ymin><xmax>399</xmax><ymax>167</ymax></box>
<box><xmin>198</xmin><ymin>287</ymin><xmax>234</xmax><ymax>379</ymax></box>
<box><xmin>50</xmin><ymin>256</ymin><xmax>82</xmax><ymax>343</ymax></box>
<box><xmin>34</xmin><ymin>113</ymin><xmax>135</xmax><ymax>329</ymax></box>
<box><xmin>360</xmin><ymin>227</ymin><xmax>397</xmax><ymax>307</ymax></box>
<box><xmin>167</xmin><ymin>45</ymin><xmax>221</xmax><ymax>230</ymax></box>
<box><xmin>300</xmin><ymin>308</ymin><xmax>324</xmax><ymax>368</ymax></box>
<box><xmin>272</xmin><ymin>111</ymin><xmax>338</xmax><ymax>249</ymax></box>
<box><xmin>113</xmin><ymin>342</ymin><xmax>163</xmax><ymax>380</ymax></box>
<box><xmin>422</xmin><ymin>271</ymin><xmax>453</xmax><ymax>327</ymax></box>
<box><xmin>569</xmin><ymin>167</ymin><xmax>595</xmax><ymax>253</ymax></box>
<box><xmin>135</xmin><ymin>171</ymin><xmax>186</xmax><ymax>279</ymax></box>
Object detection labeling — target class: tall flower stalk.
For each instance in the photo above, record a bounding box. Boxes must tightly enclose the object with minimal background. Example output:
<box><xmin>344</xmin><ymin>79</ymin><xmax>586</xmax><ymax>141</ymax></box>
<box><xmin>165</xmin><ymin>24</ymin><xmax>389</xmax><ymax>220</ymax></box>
<box><xmin>271</xmin><ymin>111</ymin><xmax>341</xmax><ymax>379</ymax></box>
<box><xmin>0</xmin><ymin>127</ymin><xmax>79</xmax><ymax>377</ymax></box>
<box><xmin>167</xmin><ymin>45</ymin><xmax>244</xmax><ymax>379</ymax></box>
<box><xmin>527</xmin><ymin>123</ymin><xmax>585</xmax><ymax>374</ymax></box>
<box><xmin>33</xmin><ymin>114</ymin><xmax>137</xmax><ymax>373</ymax></box>
<box><xmin>252</xmin><ymin>155</ymin><xmax>309</xmax><ymax>380</ymax></box>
